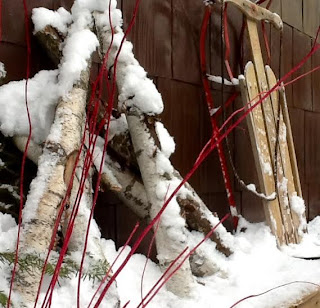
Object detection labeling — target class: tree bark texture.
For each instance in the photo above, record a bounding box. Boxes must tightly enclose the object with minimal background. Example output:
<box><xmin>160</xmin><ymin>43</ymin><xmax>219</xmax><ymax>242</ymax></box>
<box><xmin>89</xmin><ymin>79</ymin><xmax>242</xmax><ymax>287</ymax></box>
<box><xmin>15</xmin><ymin>67</ymin><xmax>91</xmax><ymax>303</ymax></box>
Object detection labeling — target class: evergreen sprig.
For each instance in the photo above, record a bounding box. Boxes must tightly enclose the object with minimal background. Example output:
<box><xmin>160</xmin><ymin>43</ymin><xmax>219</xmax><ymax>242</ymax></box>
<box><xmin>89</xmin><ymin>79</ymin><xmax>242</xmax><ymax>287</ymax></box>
<box><xmin>0</xmin><ymin>252</ymin><xmax>109</xmax><ymax>283</ymax></box>
<box><xmin>0</xmin><ymin>290</ymin><xmax>10</xmax><ymax>308</ymax></box>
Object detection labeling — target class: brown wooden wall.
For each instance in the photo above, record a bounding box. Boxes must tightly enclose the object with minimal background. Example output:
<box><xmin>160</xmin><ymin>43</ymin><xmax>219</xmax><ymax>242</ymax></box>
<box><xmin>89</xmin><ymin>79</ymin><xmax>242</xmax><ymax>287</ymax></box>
<box><xmin>1</xmin><ymin>0</ymin><xmax>320</xmax><ymax>248</ymax></box>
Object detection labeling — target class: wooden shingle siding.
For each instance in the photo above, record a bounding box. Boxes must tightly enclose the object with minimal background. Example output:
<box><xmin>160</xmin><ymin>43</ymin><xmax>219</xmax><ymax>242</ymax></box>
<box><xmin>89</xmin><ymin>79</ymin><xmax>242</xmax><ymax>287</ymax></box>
<box><xmin>281</xmin><ymin>0</ymin><xmax>303</xmax><ymax>31</ymax></box>
<box><xmin>292</xmin><ymin>29</ymin><xmax>312</xmax><ymax>111</ymax></box>
<box><xmin>305</xmin><ymin>111</ymin><xmax>320</xmax><ymax>185</ymax></box>
<box><xmin>280</xmin><ymin>23</ymin><xmax>293</xmax><ymax>107</ymax></box>
<box><xmin>312</xmin><ymin>43</ymin><xmax>320</xmax><ymax>112</ymax></box>
<box><xmin>123</xmin><ymin>0</ymin><xmax>172</xmax><ymax>79</ymax></box>
<box><xmin>288</xmin><ymin>107</ymin><xmax>305</xmax><ymax>183</ymax></box>
<box><xmin>172</xmin><ymin>0</ymin><xmax>206</xmax><ymax>85</ymax></box>
<box><xmin>303</xmin><ymin>0</ymin><xmax>320</xmax><ymax>38</ymax></box>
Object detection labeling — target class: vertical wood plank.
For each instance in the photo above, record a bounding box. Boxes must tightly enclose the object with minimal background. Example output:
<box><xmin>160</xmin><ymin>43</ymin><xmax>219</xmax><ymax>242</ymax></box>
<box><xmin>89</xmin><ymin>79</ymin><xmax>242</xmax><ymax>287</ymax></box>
<box><xmin>270</xmin><ymin>25</ymin><xmax>281</xmax><ymax>78</ymax></box>
<box><xmin>305</xmin><ymin>111</ymin><xmax>320</xmax><ymax>184</ymax></box>
<box><xmin>292</xmin><ymin>29</ymin><xmax>312</xmax><ymax>111</ymax></box>
<box><xmin>241</xmin><ymin>191</ymin><xmax>264</xmax><ymax>223</ymax></box>
<box><xmin>210</xmin><ymin>6</ymin><xmax>223</xmax><ymax>91</ymax></box>
<box><xmin>210</xmin><ymin>4</ymin><xmax>242</xmax><ymax>92</ymax></box>
<box><xmin>303</xmin><ymin>0</ymin><xmax>320</xmax><ymax>38</ymax></box>
<box><xmin>123</xmin><ymin>0</ymin><xmax>172</xmax><ymax>78</ymax></box>
<box><xmin>268</xmin><ymin>0</ymin><xmax>282</xmax><ymax>17</ymax></box>
<box><xmin>288</xmin><ymin>107</ymin><xmax>305</xmax><ymax>184</ymax></box>
<box><xmin>198</xmin><ymin>90</ymin><xmax>235</xmax><ymax>194</ymax></box>
<box><xmin>281</xmin><ymin>0</ymin><xmax>303</xmax><ymax>31</ymax></box>
<box><xmin>172</xmin><ymin>0</ymin><xmax>206</xmax><ymax>85</ymax></box>
<box><xmin>281</xmin><ymin>24</ymin><xmax>293</xmax><ymax>106</ymax></box>
<box><xmin>308</xmin><ymin>184</ymin><xmax>320</xmax><ymax>221</ymax></box>
<box><xmin>53</xmin><ymin>0</ymin><xmax>73</xmax><ymax>11</ymax></box>
<box><xmin>2</xmin><ymin>0</ymin><xmax>54</xmax><ymax>46</ymax></box>
<box><xmin>312</xmin><ymin>41</ymin><xmax>320</xmax><ymax>112</ymax></box>
<box><xmin>158</xmin><ymin>78</ymin><xmax>202</xmax><ymax>191</ymax></box>
<box><xmin>0</xmin><ymin>44</ymin><xmax>28</xmax><ymax>83</ymax></box>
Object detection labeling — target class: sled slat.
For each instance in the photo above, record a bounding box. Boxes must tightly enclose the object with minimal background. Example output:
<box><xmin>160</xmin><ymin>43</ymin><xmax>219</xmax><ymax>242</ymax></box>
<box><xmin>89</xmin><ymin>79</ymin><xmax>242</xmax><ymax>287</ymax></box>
<box><xmin>265</xmin><ymin>66</ymin><xmax>305</xmax><ymax>241</ymax></box>
<box><xmin>290</xmin><ymin>290</ymin><xmax>320</xmax><ymax>308</ymax></box>
<box><xmin>239</xmin><ymin>63</ymin><xmax>286</xmax><ymax>246</ymax></box>
<box><xmin>279</xmin><ymin>85</ymin><xmax>303</xmax><ymax>198</ymax></box>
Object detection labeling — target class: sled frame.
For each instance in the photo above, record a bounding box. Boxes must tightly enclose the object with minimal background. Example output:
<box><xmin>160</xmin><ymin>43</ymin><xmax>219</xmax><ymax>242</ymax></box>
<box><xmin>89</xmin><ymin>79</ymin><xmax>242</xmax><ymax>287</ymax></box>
<box><xmin>229</xmin><ymin>0</ymin><xmax>307</xmax><ymax>246</ymax></box>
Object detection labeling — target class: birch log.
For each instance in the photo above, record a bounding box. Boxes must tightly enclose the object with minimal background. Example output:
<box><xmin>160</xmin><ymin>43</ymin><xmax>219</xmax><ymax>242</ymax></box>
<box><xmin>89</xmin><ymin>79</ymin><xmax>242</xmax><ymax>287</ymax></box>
<box><xmin>15</xmin><ymin>69</ymin><xmax>90</xmax><ymax>303</ymax></box>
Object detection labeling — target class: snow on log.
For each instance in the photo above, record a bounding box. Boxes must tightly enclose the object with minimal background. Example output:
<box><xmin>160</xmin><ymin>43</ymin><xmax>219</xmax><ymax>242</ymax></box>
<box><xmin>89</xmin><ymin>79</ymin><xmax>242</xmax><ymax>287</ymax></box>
<box><xmin>15</xmin><ymin>69</ymin><xmax>91</xmax><ymax>303</ymax></box>
<box><xmin>0</xmin><ymin>62</ymin><xmax>6</xmax><ymax>84</ymax></box>
<box><xmin>126</xmin><ymin>112</ymin><xmax>196</xmax><ymax>296</ymax></box>
<box><xmin>12</xmin><ymin>5</ymin><xmax>120</xmax><ymax>305</ymax></box>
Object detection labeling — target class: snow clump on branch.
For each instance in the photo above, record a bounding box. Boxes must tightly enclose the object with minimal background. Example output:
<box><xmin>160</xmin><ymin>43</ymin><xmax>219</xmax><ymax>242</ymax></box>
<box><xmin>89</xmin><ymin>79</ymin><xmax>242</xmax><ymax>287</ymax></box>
<box><xmin>0</xmin><ymin>70</ymin><xmax>59</xmax><ymax>143</ymax></box>
<box><xmin>32</xmin><ymin>7</ymin><xmax>72</xmax><ymax>35</ymax></box>
<box><xmin>0</xmin><ymin>4</ymin><xmax>100</xmax><ymax>143</ymax></box>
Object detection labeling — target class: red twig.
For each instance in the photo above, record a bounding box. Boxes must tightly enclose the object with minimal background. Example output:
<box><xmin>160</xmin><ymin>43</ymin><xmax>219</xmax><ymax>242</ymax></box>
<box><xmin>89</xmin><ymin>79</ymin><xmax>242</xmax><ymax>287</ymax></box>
<box><xmin>229</xmin><ymin>281</ymin><xmax>320</xmax><ymax>308</ymax></box>
<box><xmin>140</xmin><ymin>185</ymin><xmax>170</xmax><ymax>307</ymax></box>
<box><xmin>87</xmin><ymin>223</ymin><xmax>140</xmax><ymax>308</ymax></box>
<box><xmin>7</xmin><ymin>0</ymin><xmax>32</xmax><ymax>306</ymax></box>
<box><xmin>0</xmin><ymin>0</ymin><xmax>2</xmax><ymax>42</ymax></box>
<box><xmin>200</xmin><ymin>5</ymin><xmax>239</xmax><ymax>230</ymax></box>
<box><xmin>77</xmin><ymin>2</ymin><xmax>117</xmax><ymax>306</ymax></box>
<box><xmin>223</xmin><ymin>3</ymin><xmax>234</xmax><ymax>80</ymax></box>
<box><xmin>139</xmin><ymin>214</ymin><xmax>230</xmax><ymax>307</ymax></box>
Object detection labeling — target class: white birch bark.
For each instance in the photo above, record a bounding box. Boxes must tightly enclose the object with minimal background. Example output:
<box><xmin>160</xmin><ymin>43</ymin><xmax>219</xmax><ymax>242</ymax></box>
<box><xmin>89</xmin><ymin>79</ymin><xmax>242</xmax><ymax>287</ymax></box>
<box><xmin>126</xmin><ymin>111</ymin><xmax>195</xmax><ymax>297</ymax></box>
<box><xmin>62</xmin><ymin>152</ymin><xmax>120</xmax><ymax>308</ymax></box>
<box><xmin>15</xmin><ymin>71</ymin><xmax>90</xmax><ymax>303</ymax></box>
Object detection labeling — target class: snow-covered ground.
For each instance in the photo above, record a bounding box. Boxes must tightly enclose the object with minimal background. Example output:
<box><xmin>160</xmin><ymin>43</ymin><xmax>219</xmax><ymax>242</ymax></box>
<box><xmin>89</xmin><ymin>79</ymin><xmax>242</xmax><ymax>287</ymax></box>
<box><xmin>1</xmin><ymin>212</ymin><xmax>320</xmax><ymax>308</ymax></box>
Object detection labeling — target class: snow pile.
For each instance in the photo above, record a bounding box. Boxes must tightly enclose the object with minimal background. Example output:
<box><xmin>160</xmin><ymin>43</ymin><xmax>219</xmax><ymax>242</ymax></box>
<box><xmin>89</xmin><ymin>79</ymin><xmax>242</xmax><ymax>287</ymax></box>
<box><xmin>246</xmin><ymin>183</ymin><xmax>276</xmax><ymax>200</ymax></box>
<box><xmin>290</xmin><ymin>194</ymin><xmax>308</xmax><ymax>235</ymax></box>
<box><xmin>117</xmin><ymin>65</ymin><xmax>163</xmax><ymax>115</ymax></box>
<box><xmin>32</xmin><ymin>7</ymin><xmax>72</xmax><ymax>35</ymax></box>
<box><xmin>107</xmin><ymin>114</ymin><xmax>128</xmax><ymax>141</ymax></box>
<box><xmin>0</xmin><ymin>70</ymin><xmax>59</xmax><ymax>143</ymax></box>
<box><xmin>0</xmin><ymin>62</ymin><xmax>6</xmax><ymax>80</ymax></box>
<box><xmin>0</xmin><ymin>213</ymin><xmax>17</xmax><ymax>251</ymax></box>
<box><xmin>1</xmin><ymin>213</ymin><xmax>320</xmax><ymax>307</ymax></box>
<box><xmin>95</xmin><ymin>6</ymin><xmax>164</xmax><ymax>115</ymax></box>
<box><xmin>207</xmin><ymin>74</ymin><xmax>239</xmax><ymax>86</ymax></box>
<box><xmin>58</xmin><ymin>28</ymin><xmax>98</xmax><ymax>95</ymax></box>
<box><xmin>103</xmin><ymin>217</ymin><xmax>320</xmax><ymax>308</ymax></box>
<box><xmin>155</xmin><ymin>122</ymin><xmax>175</xmax><ymax>158</ymax></box>
<box><xmin>0</xmin><ymin>3</ymin><xmax>99</xmax><ymax>144</ymax></box>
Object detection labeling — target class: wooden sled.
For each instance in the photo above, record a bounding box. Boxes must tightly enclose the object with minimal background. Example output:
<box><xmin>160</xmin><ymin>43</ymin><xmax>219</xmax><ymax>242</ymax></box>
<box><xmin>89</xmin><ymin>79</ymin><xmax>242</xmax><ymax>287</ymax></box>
<box><xmin>222</xmin><ymin>0</ymin><xmax>307</xmax><ymax>246</ymax></box>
